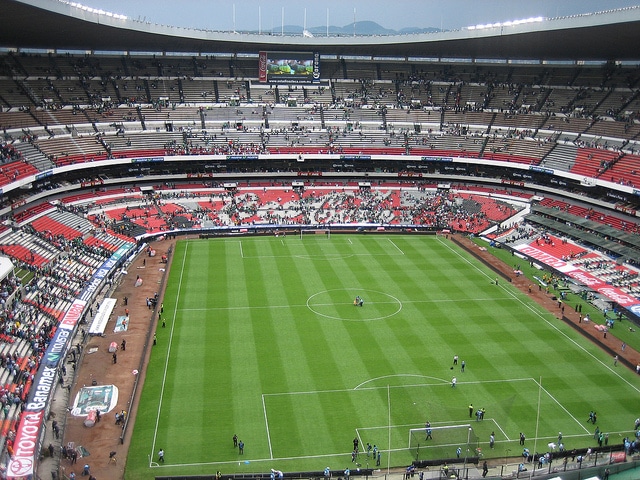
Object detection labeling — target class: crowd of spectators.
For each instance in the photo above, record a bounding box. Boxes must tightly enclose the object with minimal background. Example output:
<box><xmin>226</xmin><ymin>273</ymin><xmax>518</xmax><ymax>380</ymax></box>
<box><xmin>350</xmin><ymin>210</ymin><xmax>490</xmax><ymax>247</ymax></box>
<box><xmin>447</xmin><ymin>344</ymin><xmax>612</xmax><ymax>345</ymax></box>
<box><xmin>74</xmin><ymin>183</ymin><xmax>521</xmax><ymax>235</ymax></box>
<box><xmin>0</xmin><ymin>143</ymin><xmax>23</xmax><ymax>165</ymax></box>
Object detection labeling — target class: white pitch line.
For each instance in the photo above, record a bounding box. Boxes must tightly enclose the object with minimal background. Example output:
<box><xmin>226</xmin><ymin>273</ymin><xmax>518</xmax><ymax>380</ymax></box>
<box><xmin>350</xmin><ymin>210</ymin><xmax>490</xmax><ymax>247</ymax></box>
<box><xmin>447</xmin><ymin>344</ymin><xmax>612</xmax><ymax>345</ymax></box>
<box><xmin>261</xmin><ymin>394</ymin><xmax>274</xmax><ymax>459</ymax></box>
<box><xmin>534</xmin><ymin>379</ymin><xmax>590</xmax><ymax>434</ymax></box>
<box><xmin>489</xmin><ymin>418</ymin><xmax>511</xmax><ymax>441</ymax></box>
<box><xmin>263</xmin><ymin>377</ymin><xmax>534</xmax><ymax>397</ymax></box>
<box><xmin>238</xmin><ymin>240</ymin><xmax>244</xmax><ymax>258</ymax></box>
<box><xmin>150</xmin><ymin>240</ymin><xmax>189</xmax><ymax>466</ymax></box>
<box><xmin>177</xmin><ymin>296</ymin><xmax>509</xmax><ymax>312</ymax></box>
<box><xmin>354</xmin><ymin>373</ymin><xmax>450</xmax><ymax>390</ymax></box>
<box><xmin>388</xmin><ymin>238</ymin><xmax>405</xmax><ymax>255</ymax></box>
<box><xmin>356</xmin><ymin>428</ymin><xmax>364</xmax><ymax>454</ymax></box>
<box><xmin>240</xmin><ymin>252</ymin><xmax>401</xmax><ymax>259</ymax></box>
<box><xmin>150</xmin><ymin>427</ymin><xmax>634</xmax><ymax>470</ymax></box>
<box><xmin>358</xmin><ymin>420</ymin><xmax>474</xmax><ymax>430</ymax></box>
<box><xmin>149</xmin><ymin>449</ymin><xmax>380</xmax><ymax>469</ymax></box>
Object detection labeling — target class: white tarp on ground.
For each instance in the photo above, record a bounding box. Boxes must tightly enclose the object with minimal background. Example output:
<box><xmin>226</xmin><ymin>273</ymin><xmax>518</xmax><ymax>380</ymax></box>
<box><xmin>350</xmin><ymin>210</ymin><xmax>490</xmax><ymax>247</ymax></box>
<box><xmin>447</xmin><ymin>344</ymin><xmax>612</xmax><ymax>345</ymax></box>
<box><xmin>88</xmin><ymin>297</ymin><xmax>117</xmax><ymax>335</ymax></box>
<box><xmin>0</xmin><ymin>256</ymin><xmax>14</xmax><ymax>282</ymax></box>
<box><xmin>71</xmin><ymin>384</ymin><xmax>119</xmax><ymax>416</ymax></box>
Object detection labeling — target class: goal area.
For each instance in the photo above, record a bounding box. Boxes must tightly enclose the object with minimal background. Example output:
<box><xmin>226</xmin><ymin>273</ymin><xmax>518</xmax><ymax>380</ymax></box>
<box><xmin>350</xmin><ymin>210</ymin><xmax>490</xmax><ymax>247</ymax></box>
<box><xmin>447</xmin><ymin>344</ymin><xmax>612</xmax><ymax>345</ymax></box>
<box><xmin>408</xmin><ymin>424</ymin><xmax>479</xmax><ymax>461</ymax></box>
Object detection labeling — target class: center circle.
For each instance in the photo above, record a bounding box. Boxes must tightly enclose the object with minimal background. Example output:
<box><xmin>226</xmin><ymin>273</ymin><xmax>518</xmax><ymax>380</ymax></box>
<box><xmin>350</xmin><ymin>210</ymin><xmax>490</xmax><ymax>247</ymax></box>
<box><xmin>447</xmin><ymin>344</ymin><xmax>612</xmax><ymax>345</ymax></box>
<box><xmin>307</xmin><ymin>288</ymin><xmax>402</xmax><ymax>321</ymax></box>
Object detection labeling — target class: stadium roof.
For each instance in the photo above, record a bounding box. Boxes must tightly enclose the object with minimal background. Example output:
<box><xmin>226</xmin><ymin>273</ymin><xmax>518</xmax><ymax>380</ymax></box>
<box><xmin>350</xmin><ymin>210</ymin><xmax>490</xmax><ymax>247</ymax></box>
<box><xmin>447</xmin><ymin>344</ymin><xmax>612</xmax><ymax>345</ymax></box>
<box><xmin>2</xmin><ymin>0</ymin><xmax>640</xmax><ymax>61</ymax></box>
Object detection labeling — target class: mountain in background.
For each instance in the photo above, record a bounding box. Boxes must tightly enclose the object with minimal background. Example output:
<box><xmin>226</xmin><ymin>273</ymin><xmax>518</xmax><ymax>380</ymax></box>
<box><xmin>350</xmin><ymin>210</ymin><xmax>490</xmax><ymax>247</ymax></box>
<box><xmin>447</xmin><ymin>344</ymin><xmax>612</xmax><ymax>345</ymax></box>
<box><xmin>261</xmin><ymin>20</ymin><xmax>440</xmax><ymax>36</ymax></box>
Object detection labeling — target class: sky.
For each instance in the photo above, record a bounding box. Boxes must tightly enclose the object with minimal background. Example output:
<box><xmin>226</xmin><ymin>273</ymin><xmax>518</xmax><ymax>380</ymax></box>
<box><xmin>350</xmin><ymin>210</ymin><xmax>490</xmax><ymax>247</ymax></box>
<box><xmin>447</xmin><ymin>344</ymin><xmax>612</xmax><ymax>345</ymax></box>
<box><xmin>75</xmin><ymin>0</ymin><xmax>640</xmax><ymax>32</ymax></box>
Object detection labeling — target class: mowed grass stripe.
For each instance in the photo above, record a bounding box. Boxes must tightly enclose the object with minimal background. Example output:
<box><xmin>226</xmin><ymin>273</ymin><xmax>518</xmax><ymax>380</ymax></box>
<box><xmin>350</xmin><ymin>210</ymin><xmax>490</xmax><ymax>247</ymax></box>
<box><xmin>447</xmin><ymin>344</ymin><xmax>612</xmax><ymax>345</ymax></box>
<box><xmin>250</xmin><ymin>243</ymin><xmax>309</xmax><ymax>459</ymax></box>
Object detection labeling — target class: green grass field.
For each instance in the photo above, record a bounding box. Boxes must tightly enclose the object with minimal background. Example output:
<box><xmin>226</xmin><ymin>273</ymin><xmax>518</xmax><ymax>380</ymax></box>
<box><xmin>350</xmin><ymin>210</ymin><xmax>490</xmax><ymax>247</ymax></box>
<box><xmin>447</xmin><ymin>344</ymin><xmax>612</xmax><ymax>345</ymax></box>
<box><xmin>126</xmin><ymin>235</ymin><xmax>639</xmax><ymax>478</ymax></box>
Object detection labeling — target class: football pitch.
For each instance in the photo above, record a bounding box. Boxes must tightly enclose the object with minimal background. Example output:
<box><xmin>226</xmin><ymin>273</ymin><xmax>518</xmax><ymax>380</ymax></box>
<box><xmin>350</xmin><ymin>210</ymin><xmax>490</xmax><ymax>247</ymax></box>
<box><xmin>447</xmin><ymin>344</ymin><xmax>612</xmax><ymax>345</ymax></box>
<box><xmin>126</xmin><ymin>235</ymin><xmax>639</xmax><ymax>478</ymax></box>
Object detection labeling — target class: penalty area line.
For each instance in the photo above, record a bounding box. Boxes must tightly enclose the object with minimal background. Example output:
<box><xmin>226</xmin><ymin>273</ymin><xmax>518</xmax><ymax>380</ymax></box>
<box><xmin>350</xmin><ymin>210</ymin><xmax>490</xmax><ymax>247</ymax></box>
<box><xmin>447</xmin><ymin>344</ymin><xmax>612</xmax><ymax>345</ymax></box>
<box><xmin>489</xmin><ymin>418</ymin><xmax>511</xmax><ymax>441</ymax></box>
<box><xmin>388</xmin><ymin>239</ymin><xmax>405</xmax><ymax>255</ymax></box>
<box><xmin>261</xmin><ymin>394</ymin><xmax>274</xmax><ymax>459</ymax></box>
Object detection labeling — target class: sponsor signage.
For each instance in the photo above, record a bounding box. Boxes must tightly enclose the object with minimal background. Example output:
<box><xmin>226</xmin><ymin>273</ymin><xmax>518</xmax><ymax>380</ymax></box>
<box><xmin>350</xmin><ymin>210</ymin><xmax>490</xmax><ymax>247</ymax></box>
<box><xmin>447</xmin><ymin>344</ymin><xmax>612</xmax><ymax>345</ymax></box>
<box><xmin>501</xmin><ymin>179</ymin><xmax>525</xmax><ymax>187</ymax></box>
<box><xmin>26</xmin><ymin>366</ymin><xmax>59</xmax><ymax>411</ymax></box>
<box><xmin>131</xmin><ymin>157</ymin><xmax>164</xmax><ymax>163</ymax></box>
<box><xmin>43</xmin><ymin>328</ymin><xmax>73</xmax><ymax>367</ymax></box>
<box><xmin>58</xmin><ymin>299</ymin><xmax>88</xmax><ymax>331</ymax></box>
<box><xmin>79</xmin><ymin>247</ymin><xmax>129</xmax><ymax>302</ymax></box>
<box><xmin>11</xmin><ymin>199</ymin><xmax>26</xmax><ymax>210</ymax></box>
<box><xmin>7</xmin><ymin>410</ymin><xmax>45</xmax><ymax>478</ymax></box>
<box><xmin>529</xmin><ymin>166</ymin><xmax>554</xmax><ymax>175</ymax></box>
<box><xmin>614</xmin><ymin>204</ymin><xmax>636</xmax><ymax>215</ymax></box>
<box><xmin>258</xmin><ymin>51</ymin><xmax>268</xmax><ymax>82</ymax></box>
<box><xmin>312</xmin><ymin>52</ymin><xmax>320</xmax><ymax>82</ymax></box>
<box><xmin>80</xmin><ymin>179</ymin><xmax>104</xmax><ymax>188</ymax></box>
<box><xmin>187</xmin><ymin>172</ymin><xmax>215</xmax><ymax>178</ymax></box>
<box><xmin>226</xmin><ymin>155</ymin><xmax>259</xmax><ymax>161</ymax></box>
<box><xmin>35</xmin><ymin>170</ymin><xmax>53</xmax><ymax>180</ymax></box>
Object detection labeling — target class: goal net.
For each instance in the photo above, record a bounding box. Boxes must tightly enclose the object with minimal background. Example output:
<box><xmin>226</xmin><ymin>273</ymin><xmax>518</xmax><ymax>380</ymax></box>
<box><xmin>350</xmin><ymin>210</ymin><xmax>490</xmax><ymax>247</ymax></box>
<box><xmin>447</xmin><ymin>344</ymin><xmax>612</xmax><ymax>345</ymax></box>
<box><xmin>408</xmin><ymin>424</ymin><xmax>478</xmax><ymax>461</ymax></box>
<box><xmin>300</xmin><ymin>228</ymin><xmax>331</xmax><ymax>239</ymax></box>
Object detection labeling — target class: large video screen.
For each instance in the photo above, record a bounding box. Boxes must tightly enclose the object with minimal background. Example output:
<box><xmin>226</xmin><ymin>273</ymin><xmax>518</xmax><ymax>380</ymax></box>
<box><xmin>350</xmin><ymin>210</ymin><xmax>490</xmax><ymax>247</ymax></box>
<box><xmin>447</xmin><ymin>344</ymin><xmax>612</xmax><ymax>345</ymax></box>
<box><xmin>259</xmin><ymin>51</ymin><xmax>320</xmax><ymax>84</ymax></box>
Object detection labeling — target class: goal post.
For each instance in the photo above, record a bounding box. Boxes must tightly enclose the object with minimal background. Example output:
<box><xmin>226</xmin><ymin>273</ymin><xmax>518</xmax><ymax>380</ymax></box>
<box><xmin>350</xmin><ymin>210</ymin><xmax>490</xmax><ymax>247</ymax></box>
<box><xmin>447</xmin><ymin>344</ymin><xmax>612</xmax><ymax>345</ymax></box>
<box><xmin>300</xmin><ymin>228</ymin><xmax>331</xmax><ymax>240</ymax></box>
<box><xmin>408</xmin><ymin>424</ymin><xmax>478</xmax><ymax>461</ymax></box>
